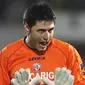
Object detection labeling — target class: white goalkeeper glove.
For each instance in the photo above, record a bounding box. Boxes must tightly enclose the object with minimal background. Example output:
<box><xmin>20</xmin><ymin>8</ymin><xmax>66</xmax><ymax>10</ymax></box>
<box><xmin>54</xmin><ymin>67</ymin><xmax>75</xmax><ymax>85</ymax></box>
<box><xmin>11</xmin><ymin>68</ymin><xmax>41</xmax><ymax>85</ymax></box>
<box><xmin>11</xmin><ymin>68</ymin><xmax>30</xmax><ymax>85</ymax></box>
<box><xmin>41</xmin><ymin>67</ymin><xmax>75</xmax><ymax>85</ymax></box>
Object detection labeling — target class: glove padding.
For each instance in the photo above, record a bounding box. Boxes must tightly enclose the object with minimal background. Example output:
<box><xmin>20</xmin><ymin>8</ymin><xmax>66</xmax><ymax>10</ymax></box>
<box><xmin>41</xmin><ymin>67</ymin><xmax>75</xmax><ymax>85</ymax></box>
<box><xmin>11</xmin><ymin>68</ymin><xmax>41</xmax><ymax>85</ymax></box>
<box><xmin>11</xmin><ymin>68</ymin><xmax>30</xmax><ymax>85</ymax></box>
<box><xmin>54</xmin><ymin>67</ymin><xmax>74</xmax><ymax>85</ymax></box>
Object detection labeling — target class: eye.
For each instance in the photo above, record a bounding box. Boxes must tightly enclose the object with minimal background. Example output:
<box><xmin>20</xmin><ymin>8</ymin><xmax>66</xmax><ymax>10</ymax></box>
<box><xmin>48</xmin><ymin>28</ymin><xmax>54</xmax><ymax>33</ymax></box>
<box><xmin>37</xmin><ymin>29</ymin><xmax>46</xmax><ymax>34</ymax></box>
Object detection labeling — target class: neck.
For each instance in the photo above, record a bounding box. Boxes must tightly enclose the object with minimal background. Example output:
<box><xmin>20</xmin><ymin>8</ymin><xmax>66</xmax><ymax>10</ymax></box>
<box><xmin>25</xmin><ymin>36</ymin><xmax>34</xmax><ymax>49</ymax></box>
<box><xmin>24</xmin><ymin>36</ymin><xmax>46</xmax><ymax>55</ymax></box>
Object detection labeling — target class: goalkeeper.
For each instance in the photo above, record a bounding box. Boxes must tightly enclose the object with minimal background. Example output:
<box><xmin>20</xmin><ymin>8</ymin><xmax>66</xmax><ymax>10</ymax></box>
<box><xmin>0</xmin><ymin>1</ymin><xmax>85</xmax><ymax>85</ymax></box>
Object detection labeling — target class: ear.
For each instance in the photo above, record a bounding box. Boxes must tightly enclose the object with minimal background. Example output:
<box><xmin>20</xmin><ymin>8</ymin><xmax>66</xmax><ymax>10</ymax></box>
<box><xmin>24</xmin><ymin>24</ymin><xmax>30</xmax><ymax>32</ymax></box>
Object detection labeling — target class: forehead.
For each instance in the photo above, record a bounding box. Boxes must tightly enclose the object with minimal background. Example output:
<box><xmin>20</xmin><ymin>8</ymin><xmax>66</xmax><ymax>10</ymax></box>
<box><xmin>33</xmin><ymin>21</ymin><xmax>54</xmax><ymax>29</ymax></box>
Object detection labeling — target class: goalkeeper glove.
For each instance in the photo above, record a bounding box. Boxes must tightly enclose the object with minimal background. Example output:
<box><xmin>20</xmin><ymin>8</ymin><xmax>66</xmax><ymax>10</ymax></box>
<box><xmin>11</xmin><ymin>68</ymin><xmax>41</xmax><ymax>85</ymax></box>
<box><xmin>11</xmin><ymin>68</ymin><xmax>30</xmax><ymax>85</ymax></box>
<box><xmin>41</xmin><ymin>67</ymin><xmax>74</xmax><ymax>85</ymax></box>
<box><xmin>54</xmin><ymin>67</ymin><xmax>74</xmax><ymax>85</ymax></box>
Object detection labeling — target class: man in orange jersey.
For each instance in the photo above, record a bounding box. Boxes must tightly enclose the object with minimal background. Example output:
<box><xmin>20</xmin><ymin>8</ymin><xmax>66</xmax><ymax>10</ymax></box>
<box><xmin>0</xmin><ymin>1</ymin><xmax>85</xmax><ymax>85</ymax></box>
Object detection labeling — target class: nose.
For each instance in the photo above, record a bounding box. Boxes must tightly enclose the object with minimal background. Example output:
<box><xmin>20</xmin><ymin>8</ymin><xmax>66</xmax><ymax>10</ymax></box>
<box><xmin>43</xmin><ymin>31</ymin><xmax>50</xmax><ymax>41</ymax></box>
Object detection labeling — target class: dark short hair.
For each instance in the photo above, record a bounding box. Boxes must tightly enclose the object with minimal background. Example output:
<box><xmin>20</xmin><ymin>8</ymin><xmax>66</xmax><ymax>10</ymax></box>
<box><xmin>23</xmin><ymin>1</ymin><xmax>56</xmax><ymax>28</ymax></box>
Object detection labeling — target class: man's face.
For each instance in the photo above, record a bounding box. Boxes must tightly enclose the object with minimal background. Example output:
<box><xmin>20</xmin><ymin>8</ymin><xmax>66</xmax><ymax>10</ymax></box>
<box><xmin>26</xmin><ymin>21</ymin><xmax>55</xmax><ymax>52</ymax></box>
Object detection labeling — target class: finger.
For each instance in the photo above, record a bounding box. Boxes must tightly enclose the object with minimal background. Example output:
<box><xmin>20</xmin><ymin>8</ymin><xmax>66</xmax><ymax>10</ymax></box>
<box><xmin>60</xmin><ymin>69</ymin><xmax>71</xmax><ymax>84</ymax></box>
<box><xmin>25</xmin><ymin>68</ymin><xmax>30</xmax><ymax>81</ymax></box>
<box><xmin>11</xmin><ymin>78</ymin><xmax>19</xmax><ymax>85</ymax></box>
<box><xmin>41</xmin><ymin>78</ymin><xmax>54</xmax><ymax>85</ymax></box>
<box><xmin>14</xmin><ymin>71</ymin><xmax>22</xmax><ymax>83</ymax></box>
<box><xmin>58</xmin><ymin>67</ymin><xmax>67</xmax><ymax>81</ymax></box>
<box><xmin>19</xmin><ymin>68</ymin><xmax>30</xmax><ymax>81</ymax></box>
<box><xmin>55</xmin><ymin>68</ymin><xmax>61</xmax><ymax>80</ymax></box>
<box><xmin>65</xmin><ymin>75</ymin><xmax>75</xmax><ymax>85</ymax></box>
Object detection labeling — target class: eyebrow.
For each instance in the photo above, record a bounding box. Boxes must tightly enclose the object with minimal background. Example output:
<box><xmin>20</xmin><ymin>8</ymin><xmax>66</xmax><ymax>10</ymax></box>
<box><xmin>37</xmin><ymin>27</ymin><xmax>54</xmax><ymax>31</ymax></box>
<box><xmin>48</xmin><ymin>27</ymin><xmax>54</xmax><ymax>31</ymax></box>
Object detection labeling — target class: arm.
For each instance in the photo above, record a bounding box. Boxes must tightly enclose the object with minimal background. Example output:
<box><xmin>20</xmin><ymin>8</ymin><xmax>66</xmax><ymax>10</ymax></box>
<box><xmin>67</xmin><ymin>45</ymin><xmax>85</xmax><ymax>85</ymax></box>
<box><xmin>0</xmin><ymin>49</ymin><xmax>11</xmax><ymax>85</ymax></box>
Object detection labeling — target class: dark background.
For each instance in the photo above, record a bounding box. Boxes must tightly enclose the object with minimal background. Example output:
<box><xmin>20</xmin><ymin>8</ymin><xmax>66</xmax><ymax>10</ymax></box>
<box><xmin>0</xmin><ymin>0</ymin><xmax>85</xmax><ymax>64</ymax></box>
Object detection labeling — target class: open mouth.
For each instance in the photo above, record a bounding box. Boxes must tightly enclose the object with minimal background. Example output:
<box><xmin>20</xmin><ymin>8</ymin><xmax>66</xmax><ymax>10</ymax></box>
<box><xmin>39</xmin><ymin>42</ymin><xmax>48</xmax><ymax>48</ymax></box>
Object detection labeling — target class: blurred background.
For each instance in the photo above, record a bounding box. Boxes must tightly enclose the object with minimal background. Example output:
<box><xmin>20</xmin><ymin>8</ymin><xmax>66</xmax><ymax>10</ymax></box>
<box><xmin>0</xmin><ymin>0</ymin><xmax>85</xmax><ymax>63</ymax></box>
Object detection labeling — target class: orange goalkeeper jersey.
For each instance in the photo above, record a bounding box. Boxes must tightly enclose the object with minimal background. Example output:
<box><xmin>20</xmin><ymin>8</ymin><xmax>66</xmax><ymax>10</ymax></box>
<box><xmin>0</xmin><ymin>38</ymin><xmax>85</xmax><ymax>85</ymax></box>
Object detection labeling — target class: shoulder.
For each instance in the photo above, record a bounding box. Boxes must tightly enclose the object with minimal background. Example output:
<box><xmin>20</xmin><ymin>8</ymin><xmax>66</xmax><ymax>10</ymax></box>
<box><xmin>51</xmin><ymin>38</ymin><xmax>71</xmax><ymax>49</ymax></box>
<box><xmin>1</xmin><ymin>38</ymin><xmax>24</xmax><ymax>58</ymax></box>
<box><xmin>51</xmin><ymin>38</ymin><xmax>75</xmax><ymax>55</ymax></box>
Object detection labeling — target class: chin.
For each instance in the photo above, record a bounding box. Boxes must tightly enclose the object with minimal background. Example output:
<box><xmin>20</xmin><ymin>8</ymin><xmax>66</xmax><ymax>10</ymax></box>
<box><xmin>38</xmin><ymin>49</ymin><xmax>46</xmax><ymax>52</ymax></box>
<box><xmin>39</xmin><ymin>47</ymin><xmax>47</xmax><ymax>51</ymax></box>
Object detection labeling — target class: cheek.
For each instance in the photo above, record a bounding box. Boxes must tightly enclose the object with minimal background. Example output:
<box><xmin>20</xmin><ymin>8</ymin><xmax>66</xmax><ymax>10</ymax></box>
<box><xmin>51</xmin><ymin>31</ymin><xmax>54</xmax><ymax>37</ymax></box>
<box><xmin>34</xmin><ymin>32</ymin><xmax>42</xmax><ymax>39</ymax></box>
<box><xmin>48</xmin><ymin>33</ymin><xmax>54</xmax><ymax>39</ymax></box>
<box><xmin>52</xmin><ymin>30</ymin><xmax>54</xmax><ymax>35</ymax></box>
<box><xmin>31</xmin><ymin>33</ymin><xmax>41</xmax><ymax>42</ymax></box>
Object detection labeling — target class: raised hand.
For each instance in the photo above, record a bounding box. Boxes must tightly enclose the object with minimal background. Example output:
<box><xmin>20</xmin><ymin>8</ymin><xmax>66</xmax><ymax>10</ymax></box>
<box><xmin>11</xmin><ymin>68</ymin><xmax>30</xmax><ymax>85</ymax></box>
<box><xmin>54</xmin><ymin>67</ymin><xmax>74</xmax><ymax>85</ymax></box>
<box><xmin>41</xmin><ymin>67</ymin><xmax>74</xmax><ymax>85</ymax></box>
